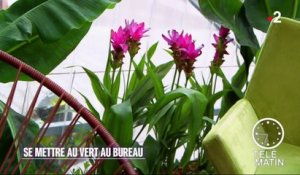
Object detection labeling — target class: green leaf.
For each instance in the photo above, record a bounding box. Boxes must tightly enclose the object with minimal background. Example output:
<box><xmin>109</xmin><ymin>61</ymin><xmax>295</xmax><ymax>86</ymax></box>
<box><xmin>131</xmin><ymin>159</ymin><xmax>149</xmax><ymax>175</ymax></box>
<box><xmin>231</xmin><ymin>63</ymin><xmax>248</xmax><ymax>90</ymax></box>
<box><xmin>203</xmin><ymin>116</ymin><xmax>216</xmax><ymax>125</ymax></box>
<box><xmin>82</xmin><ymin>67</ymin><xmax>113</xmax><ymax>109</ymax></box>
<box><xmin>112</xmin><ymin>68</ymin><xmax>122</xmax><ymax>102</ymax></box>
<box><xmin>102</xmin><ymin>100</ymin><xmax>133</xmax><ymax>174</ymax></box>
<box><xmin>245</xmin><ymin>0</ymin><xmax>300</xmax><ymax>32</ymax></box>
<box><xmin>232</xmin><ymin>46</ymin><xmax>255</xmax><ymax>90</ymax></box>
<box><xmin>129</xmin><ymin>61</ymin><xmax>174</xmax><ymax>117</ymax></box>
<box><xmin>103</xmin><ymin>40</ymin><xmax>113</xmax><ymax>90</ymax></box>
<box><xmin>148</xmin><ymin>103</ymin><xmax>174</xmax><ymax>134</ymax></box>
<box><xmin>215</xmin><ymin>68</ymin><xmax>244</xmax><ymax>118</ymax></box>
<box><xmin>0</xmin><ymin>23</ymin><xmax>91</xmax><ymax>82</ymax></box>
<box><xmin>143</xmin><ymin>135</ymin><xmax>160</xmax><ymax>171</ymax></box>
<box><xmin>169</xmin><ymin>99</ymin><xmax>192</xmax><ymax>136</ymax></box>
<box><xmin>146</xmin><ymin>88</ymin><xmax>208</xmax><ymax>166</ymax></box>
<box><xmin>219</xmin><ymin>90</ymin><xmax>240</xmax><ymax>117</ymax></box>
<box><xmin>106</xmin><ymin>100</ymin><xmax>133</xmax><ymax>147</ymax></box>
<box><xmin>234</xmin><ymin>5</ymin><xmax>260</xmax><ymax>50</ymax></box>
<box><xmin>127</xmin><ymin>42</ymin><xmax>159</xmax><ymax>97</ymax></box>
<box><xmin>77</xmin><ymin>91</ymin><xmax>100</xmax><ymax>120</ymax></box>
<box><xmin>154</xmin><ymin>104</ymin><xmax>175</xmax><ymax>140</ymax></box>
<box><xmin>0</xmin><ymin>0</ymin><xmax>119</xmax><ymax>83</ymax></box>
<box><xmin>147</xmin><ymin>64</ymin><xmax>164</xmax><ymax>99</ymax></box>
<box><xmin>146</xmin><ymin>42</ymin><xmax>159</xmax><ymax>62</ymax></box>
<box><xmin>198</xmin><ymin>0</ymin><xmax>242</xmax><ymax>28</ymax></box>
<box><xmin>208</xmin><ymin>90</ymin><xmax>227</xmax><ymax>107</ymax></box>
<box><xmin>215</xmin><ymin>67</ymin><xmax>243</xmax><ymax>98</ymax></box>
<box><xmin>197</xmin><ymin>0</ymin><xmax>259</xmax><ymax>49</ymax></box>
<box><xmin>127</xmin><ymin>59</ymin><xmax>145</xmax><ymax>97</ymax></box>
<box><xmin>131</xmin><ymin>142</ymin><xmax>149</xmax><ymax>175</ymax></box>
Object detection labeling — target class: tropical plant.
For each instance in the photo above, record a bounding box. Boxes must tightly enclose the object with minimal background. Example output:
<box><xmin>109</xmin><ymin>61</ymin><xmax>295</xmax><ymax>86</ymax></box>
<box><xmin>0</xmin><ymin>0</ymin><xmax>121</xmax><ymax>173</ymax></box>
<box><xmin>0</xmin><ymin>0</ymin><xmax>120</xmax><ymax>83</ymax></box>
<box><xmin>81</xmin><ymin>19</ymin><xmax>239</xmax><ymax>174</ymax></box>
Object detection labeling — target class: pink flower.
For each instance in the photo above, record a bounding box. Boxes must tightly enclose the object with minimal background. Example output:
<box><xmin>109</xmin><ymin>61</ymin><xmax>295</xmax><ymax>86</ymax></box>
<box><xmin>162</xmin><ymin>30</ymin><xmax>183</xmax><ymax>48</ymax></box>
<box><xmin>111</xmin><ymin>27</ymin><xmax>129</xmax><ymax>68</ymax></box>
<box><xmin>178</xmin><ymin>34</ymin><xmax>193</xmax><ymax>49</ymax></box>
<box><xmin>124</xmin><ymin>20</ymin><xmax>149</xmax><ymax>58</ymax></box>
<box><xmin>163</xmin><ymin>30</ymin><xmax>203</xmax><ymax>78</ymax></box>
<box><xmin>111</xmin><ymin>27</ymin><xmax>129</xmax><ymax>53</ymax></box>
<box><xmin>219</xmin><ymin>26</ymin><xmax>230</xmax><ymax>38</ymax></box>
<box><xmin>110</xmin><ymin>20</ymin><xmax>149</xmax><ymax>67</ymax></box>
<box><xmin>185</xmin><ymin>42</ymin><xmax>204</xmax><ymax>60</ymax></box>
<box><xmin>125</xmin><ymin>20</ymin><xmax>149</xmax><ymax>41</ymax></box>
<box><xmin>211</xmin><ymin>26</ymin><xmax>233</xmax><ymax>67</ymax></box>
<box><xmin>163</xmin><ymin>31</ymin><xmax>203</xmax><ymax>61</ymax></box>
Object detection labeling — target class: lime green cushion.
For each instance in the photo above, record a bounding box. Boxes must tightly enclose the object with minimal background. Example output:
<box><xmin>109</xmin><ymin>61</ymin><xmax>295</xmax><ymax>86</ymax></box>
<box><xmin>245</xmin><ymin>18</ymin><xmax>300</xmax><ymax>146</ymax></box>
<box><xmin>255</xmin><ymin>143</ymin><xmax>300</xmax><ymax>174</ymax></box>
<box><xmin>203</xmin><ymin>99</ymin><xmax>259</xmax><ymax>174</ymax></box>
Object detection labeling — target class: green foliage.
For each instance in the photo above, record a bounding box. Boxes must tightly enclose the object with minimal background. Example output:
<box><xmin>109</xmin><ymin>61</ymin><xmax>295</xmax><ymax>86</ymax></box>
<box><xmin>71</xmin><ymin>161</ymin><xmax>90</xmax><ymax>175</ymax></box>
<box><xmin>0</xmin><ymin>0</ymin><xmax>120</xmax><ymax>83</ymax></box>
<box><xmin>107</xmin><ymin>100</ymin><xmax>133</xmax><ymax>147</ymax></box>
<box><xmin>0</xmin><ymin>0</ymin><xmax>121</xmax><ymax>173</ymax></box>
<box><xmin>245</xmin><ymin>0</ymin><xmax>300</xmax><ymax>32</ymax></box>
<box><xmin>197</xmin><ymin>0</ymin><xmax>259</xmax><ymax>49</ymax></box>
<box><xmin>83</xmin><ymin>39</ymin><xmax>212</xmax><ymax>174</ymax></box>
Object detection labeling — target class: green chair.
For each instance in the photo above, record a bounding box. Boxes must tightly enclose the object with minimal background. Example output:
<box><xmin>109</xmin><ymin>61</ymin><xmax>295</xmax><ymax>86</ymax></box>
<box><xmin>203</xmin><ymin>17</ymin><xmax>300</xmax><ymax>174</ymax></box>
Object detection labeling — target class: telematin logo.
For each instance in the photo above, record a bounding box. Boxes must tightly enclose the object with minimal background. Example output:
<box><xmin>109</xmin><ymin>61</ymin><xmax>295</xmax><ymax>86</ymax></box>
<box><xmin>252</xmin><ymin>118</ymin><xmax>284</xmax><ymax>167</ymax></box>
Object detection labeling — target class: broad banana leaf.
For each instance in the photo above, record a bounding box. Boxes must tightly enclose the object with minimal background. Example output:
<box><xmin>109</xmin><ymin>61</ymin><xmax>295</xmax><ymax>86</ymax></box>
<box><xmin>245</xmin><ymin>0</ymin><xmax>300</xmax><ymax>32</ymax></box>
<box><xmin>191</xmin><ymin>0</ymin><xmax>259</xmax><ymax>49</ymax></box>
<box><xmin>0</xmin><ymin>0</ymin><xmax>120</xmax><ymax>83</ymax></box>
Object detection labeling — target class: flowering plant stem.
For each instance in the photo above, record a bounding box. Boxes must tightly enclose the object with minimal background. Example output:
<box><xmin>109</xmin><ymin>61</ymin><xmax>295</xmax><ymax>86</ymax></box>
<box><xmin>185</xmin><ymin>77</ymin><xmax>189</xmax><ymax>88</ymax></box>
<box><xmin>111</xmin><ymin>67</ymin><xmax>116</xmax><ymax>93</ymax></box>
<box><xmin>208</xmin><ymin>73</ymin><xmax>214</xmax><ymax>95</ymax></box>
<box><xmin>212</xmin><ymin>74</ymin><xmax>217</xmax><ymax>94</ymax></box>
<box><xmin>171</xmin><ymin>68</ymin><xmax>178</xmax><ymax>90</ymax></box>
<box><xmin>124</xmin><ymin>56</ymin><xmax>134</xmax><ymax>100</ymax></box>
<box><xmin>176</xmin><ymin>70</ymin><xmax>182</xmax><ymax>88</ymax></box>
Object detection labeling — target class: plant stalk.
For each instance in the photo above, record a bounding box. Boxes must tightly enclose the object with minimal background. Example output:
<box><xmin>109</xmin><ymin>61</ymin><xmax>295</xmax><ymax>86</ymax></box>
<box><xmin>111</xmin><ymin>68</ymin><xmax>116</xmax><ymax>93</ymax></box>
<box><xmin>208</xmin><ymin>73</ymin><xmax>214</xmax><ymax>96</ymax></box>
<box><xmin>176</xmin><ymin>70</ymin><xmax>182</xmax><ymax>88</ymax></box>
<box><xmin>212</xmin><ymin>73</ymin><xmax>218</xmax><ymax>94</ymax></box>
<box><xmin>171</xmin><ymin>68</ymin><xmax>178</xmax><ymax>90</ymax></box>
<box><xmin>124</xmin><ymin>57</ymin><xmax>133</xmax><ymax>100</ymax></box>
<box><xmin>185</xmin><ymin>77</ymin><xmax>189</xmax><ymax>88</ymax></box>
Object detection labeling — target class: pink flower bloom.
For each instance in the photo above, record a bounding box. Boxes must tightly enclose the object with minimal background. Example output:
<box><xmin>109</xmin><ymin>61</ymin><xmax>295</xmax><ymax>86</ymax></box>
<box><xmin>124</xmin><ymin>20</ymin><xmax>149</xmax><ymax>58</ymax></box>
<box><xmin>111</xmin><ymin>27</ymin><xmax>129</xmax><ymax>68</ymax></box>
<box><xmin>162</xmin><ymin>30</ymin><xmax>183</xmax><ymax>48</ymax></box>
<box><xmin>219</xmin><ymin>26</ymin><xmax>230</xmax><ymax>38</ymax></box>
<box><xmin>125</xmin><ymin>20</ymin><xmax>149</xmax><ymax>41</ymax></box>
<box><xmin>111</xmin><ymin>27</ymin><xmax>129</xmax><ymax>53</ymax></box>
<box><xmin>211</xmin><ymin>26</ymin><xmax>233</xmax><ymax>67</ymax></box>
<box><xmin>163</xmin><ymin>30</ymin><xmax>203</xmax><ymax>60</ymax></box>
<box><xmin>110</xmin><ymin>20</ymin><xmax>149</xmax><ymax>66</ymax></box>
<box><xmin>163</xmin><ymin>30</ymin><xmax>203</xmax><ymax>78</ymax></box>
<box><xmin>179</xmin><ymin>34</ymin><xmax>193</xmax><ymax>49</ymax></box>
<box><xmin>184</xmin><ymin>42</ymin><xmax>204</xmax><ymax>60</ymax></box>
